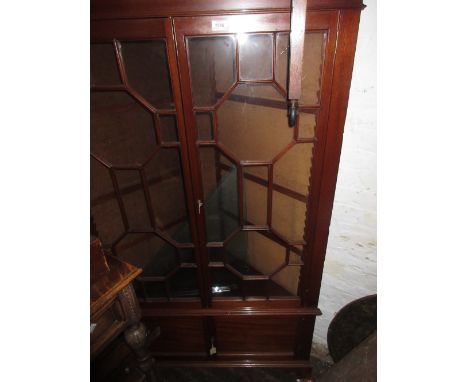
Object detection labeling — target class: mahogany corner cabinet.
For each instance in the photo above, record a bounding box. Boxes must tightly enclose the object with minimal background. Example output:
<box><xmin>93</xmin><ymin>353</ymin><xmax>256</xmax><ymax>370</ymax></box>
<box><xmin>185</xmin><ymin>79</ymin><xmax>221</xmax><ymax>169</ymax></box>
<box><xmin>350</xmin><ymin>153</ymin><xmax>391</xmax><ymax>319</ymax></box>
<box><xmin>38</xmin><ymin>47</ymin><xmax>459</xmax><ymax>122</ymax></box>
<box><xmin>91</xmin><ymin>0</ymin><xmax>365</xmax><ymax>368</ymax></box>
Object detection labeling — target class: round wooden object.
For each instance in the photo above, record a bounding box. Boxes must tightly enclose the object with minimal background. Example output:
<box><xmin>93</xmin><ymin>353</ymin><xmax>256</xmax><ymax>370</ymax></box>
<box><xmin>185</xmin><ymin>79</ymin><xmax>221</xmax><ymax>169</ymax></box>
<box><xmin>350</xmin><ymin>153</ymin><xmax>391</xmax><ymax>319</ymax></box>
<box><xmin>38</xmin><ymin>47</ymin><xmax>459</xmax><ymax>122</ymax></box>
<box><xmin>327</xmin><ymin>294</ymin><xmax>377</xmax><ymax>362</ymax></box>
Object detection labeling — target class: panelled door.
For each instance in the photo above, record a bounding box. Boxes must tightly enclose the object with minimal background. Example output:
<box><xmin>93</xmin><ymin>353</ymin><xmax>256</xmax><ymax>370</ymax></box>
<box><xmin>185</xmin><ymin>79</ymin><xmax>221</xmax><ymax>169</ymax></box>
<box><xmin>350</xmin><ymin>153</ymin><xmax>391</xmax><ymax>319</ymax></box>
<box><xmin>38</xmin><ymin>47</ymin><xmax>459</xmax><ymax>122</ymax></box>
<box><xmin>173</xmin><ymin>11</ymin><xmax>338</xmax><ymax>303</ymax></box>
<box><xmin>90</xmin><ymin>18</ymin><xmax>207</xmax><ymax>303</ymax></box>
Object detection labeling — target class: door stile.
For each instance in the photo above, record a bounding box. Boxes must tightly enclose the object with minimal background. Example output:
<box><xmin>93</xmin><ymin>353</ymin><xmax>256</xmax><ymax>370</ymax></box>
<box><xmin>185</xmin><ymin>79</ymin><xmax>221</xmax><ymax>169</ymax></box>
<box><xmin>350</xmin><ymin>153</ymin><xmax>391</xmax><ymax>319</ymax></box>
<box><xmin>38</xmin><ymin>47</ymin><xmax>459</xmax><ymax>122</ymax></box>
<box><xmin>289</xmin><ymin>10</ymin><xmax>339</xmax><ymax>359</ymax></box>
<box><xmin>297</xmin><ymin>10</ymin><xmax>339</xmax><ymax>308</ymax></box>
<box><xmin>170</xmin><ymin>18</ymin><xmax>214</xmax><ymax>308</ymax></box>
<box><xmin>164</xmin><ymin>18</ymin><xmax>212</xmax><ymax>308</ymax></box>
<box><xmin>300</xmin><ymin>7</ymin><xmax>362</xmax><ymax>341</ymax></box>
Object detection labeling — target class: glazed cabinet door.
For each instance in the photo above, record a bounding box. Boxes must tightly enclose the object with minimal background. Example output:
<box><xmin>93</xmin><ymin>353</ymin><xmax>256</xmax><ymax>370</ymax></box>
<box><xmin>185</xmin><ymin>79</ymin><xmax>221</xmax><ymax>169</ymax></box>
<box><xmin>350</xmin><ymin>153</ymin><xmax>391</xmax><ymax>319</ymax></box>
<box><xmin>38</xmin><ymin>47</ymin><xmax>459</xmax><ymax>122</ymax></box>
<box><xmin>90</xmin><ymin>18</ymin><xmax>205</xmax><ymax>302</ymax></box>
<box><xmin>173</xmin><ymin>11</ymin><xmax>338</xmax><ymax>303</ymax></box>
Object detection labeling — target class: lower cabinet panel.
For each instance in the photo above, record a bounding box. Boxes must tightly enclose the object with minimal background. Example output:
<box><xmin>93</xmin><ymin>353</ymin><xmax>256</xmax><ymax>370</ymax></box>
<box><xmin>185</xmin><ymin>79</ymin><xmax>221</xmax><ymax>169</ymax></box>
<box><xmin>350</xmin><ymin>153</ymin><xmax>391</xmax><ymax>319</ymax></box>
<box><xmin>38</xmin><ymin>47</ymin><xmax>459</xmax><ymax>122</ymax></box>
<box><xmin>144</xmin><ymin>316</ymin><xmax>207</xmax><ymax>357</ymax></box>
<box><xmin>214</xmin><ymin>316</ymin><xmax>299</xmax><ymax>357</ymax></box>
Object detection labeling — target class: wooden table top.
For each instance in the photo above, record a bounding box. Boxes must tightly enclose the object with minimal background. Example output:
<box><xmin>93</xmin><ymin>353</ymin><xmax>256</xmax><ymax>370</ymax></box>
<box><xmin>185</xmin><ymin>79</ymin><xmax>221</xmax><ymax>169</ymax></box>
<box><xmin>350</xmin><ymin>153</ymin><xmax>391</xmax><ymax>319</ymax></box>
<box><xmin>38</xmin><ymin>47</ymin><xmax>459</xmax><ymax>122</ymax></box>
<box><xmin>91</xmin><ymin>255</ymin><xmax>142</xmax><ymax>317</ymax></box>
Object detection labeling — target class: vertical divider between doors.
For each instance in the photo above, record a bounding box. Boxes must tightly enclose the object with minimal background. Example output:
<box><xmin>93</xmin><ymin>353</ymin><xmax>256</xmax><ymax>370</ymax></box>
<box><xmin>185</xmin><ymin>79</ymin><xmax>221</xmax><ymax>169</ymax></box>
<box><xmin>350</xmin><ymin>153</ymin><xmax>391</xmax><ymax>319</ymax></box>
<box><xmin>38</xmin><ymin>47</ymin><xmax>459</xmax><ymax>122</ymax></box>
<box><xmin>164</xmin><ymin>18</ymin><xmax>211</xmax><ymax>309</ymax></box>
<box><xmin>168</xmin><ymin>17</ymin><xmax>216</xmax><ymax>357</ymax></box>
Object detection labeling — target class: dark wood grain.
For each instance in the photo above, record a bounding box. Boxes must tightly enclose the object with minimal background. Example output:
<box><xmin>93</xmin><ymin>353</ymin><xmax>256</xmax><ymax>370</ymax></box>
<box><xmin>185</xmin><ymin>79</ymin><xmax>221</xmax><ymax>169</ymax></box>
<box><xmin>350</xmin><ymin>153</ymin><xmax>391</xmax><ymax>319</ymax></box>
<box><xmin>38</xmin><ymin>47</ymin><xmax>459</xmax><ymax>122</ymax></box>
<box><xmin>91</xmin><ymin>238</ymin><xmax>110</xmax><ymax>283</ymax></box>
<box><xmin>298</xmin><ymin>8</ymin><xmax>362</xmax><ymax>358</ymax></box>
<box><xmin>91</xmin><ymin>240</ymin><xmax>157</xmax><ymax>380</ymax></box>
<box><xmin>154</xmin><ymin>359</ymin><xmax>313</xmax><ymax>368</ymax></box>
<box><xmin>90</xmin><ymin>0</ymin><xmax>364</xmax><ymax>368</ymax></box>
<box><xmin>141</xmin><ymin>307</ymin><xmax>321</xmax><ymax>317</ymax></box>
<box><xmin>288</xmin><ymin>0</ymin><xmax>307</xmax><ymax>100</ymax></box>
<box><xmin>91</xmin><ymin>255</ymin><xmax>141</xmax><ymax>318</ymax></box>
<box><xmin>91</xmin><ymin>18</ymin><xmax>166</xmax><ymax>42</ymax></box>
<box><xmin>302</xmin><ymin>8</ymin><xmax>362</xmax><ymax>309</ymax></box>
<box><xmin>144</xmin><ymin>316</ymin><xmax>207</xmax><ymax>354</ymax></box>
<box><xmin>215</xmin><ymin>316</ymin><xmax>299</xmax><ymax>354</ymax></box>
<box><xmin>164</xmin><ymin>18</ymin><xmax>210</xmax><ymax>308</ymax></box>
<box><xmin>91</xmin><ymin>0</ymin><xmax>365</xmax><ymax>20</ymax></box>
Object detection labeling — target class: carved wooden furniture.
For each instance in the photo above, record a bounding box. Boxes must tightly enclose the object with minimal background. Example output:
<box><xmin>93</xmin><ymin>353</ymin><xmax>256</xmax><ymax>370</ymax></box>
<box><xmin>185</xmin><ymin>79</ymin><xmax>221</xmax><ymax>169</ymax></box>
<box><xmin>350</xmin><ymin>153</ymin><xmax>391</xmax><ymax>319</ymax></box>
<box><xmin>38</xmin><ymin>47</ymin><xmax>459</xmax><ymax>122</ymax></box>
<box><xmin>91</xmin><ymin>0</ymin><xmax>365</xmax><ymax>370</ymax></box>
<box><xmin>91</xmin><ymin>238</ymin><xmax>157</xmax><ymax>381</ymax></box>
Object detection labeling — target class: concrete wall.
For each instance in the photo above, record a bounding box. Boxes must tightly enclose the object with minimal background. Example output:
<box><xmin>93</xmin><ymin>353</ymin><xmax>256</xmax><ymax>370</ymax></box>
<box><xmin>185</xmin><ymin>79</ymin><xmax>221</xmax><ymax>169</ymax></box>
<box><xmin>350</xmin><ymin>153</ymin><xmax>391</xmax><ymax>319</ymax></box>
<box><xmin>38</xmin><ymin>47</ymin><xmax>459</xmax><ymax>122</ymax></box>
<box><xmin>312</xmin><ymin>0</ymin><xmax>377</xmax><ymax>358</ymax></box>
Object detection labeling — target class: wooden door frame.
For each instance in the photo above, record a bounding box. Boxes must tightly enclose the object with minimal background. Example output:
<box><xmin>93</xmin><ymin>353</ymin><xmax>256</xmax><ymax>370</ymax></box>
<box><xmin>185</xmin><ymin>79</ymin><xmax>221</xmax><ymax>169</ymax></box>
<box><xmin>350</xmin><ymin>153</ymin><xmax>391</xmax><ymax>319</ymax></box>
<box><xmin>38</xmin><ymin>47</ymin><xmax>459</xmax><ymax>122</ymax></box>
<box><xmin>298</xmin><ymin>9</ymin><xmax>362</xmax><ymax>357</ymax></box>
<box><xmin>90</xmin><ymin>17</ymin><xmax>208</xmax><ymax>306</ymax></box>
<box><xmin>90</xmin><ymin>1</ymin><xmax>364</xmax><ymax>364</ymax></box>
<box><xmin>171</xmin><ymin>9</ymin><xmax>357</xmax><ymax>360</ymax></box>
<box><xmin>91</xmin><ymin>0</ymin><xmax>365</xmax><ymax>20</ymax></box>
<box><xmin>172</xmin><ymin>12</ymin><xmax>301</xmax><ymax>309</ymax></box>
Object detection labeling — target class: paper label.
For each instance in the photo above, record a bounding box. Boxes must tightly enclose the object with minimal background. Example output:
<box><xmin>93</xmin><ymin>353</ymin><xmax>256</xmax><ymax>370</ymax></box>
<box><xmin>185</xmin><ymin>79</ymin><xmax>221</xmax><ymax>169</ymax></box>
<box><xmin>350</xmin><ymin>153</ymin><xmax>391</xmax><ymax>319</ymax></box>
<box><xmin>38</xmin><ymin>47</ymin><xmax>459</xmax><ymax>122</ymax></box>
<box><xmin>212</xmin><ymin>20</ymin><xmax>229</xmax><ymax>31</ymax></box>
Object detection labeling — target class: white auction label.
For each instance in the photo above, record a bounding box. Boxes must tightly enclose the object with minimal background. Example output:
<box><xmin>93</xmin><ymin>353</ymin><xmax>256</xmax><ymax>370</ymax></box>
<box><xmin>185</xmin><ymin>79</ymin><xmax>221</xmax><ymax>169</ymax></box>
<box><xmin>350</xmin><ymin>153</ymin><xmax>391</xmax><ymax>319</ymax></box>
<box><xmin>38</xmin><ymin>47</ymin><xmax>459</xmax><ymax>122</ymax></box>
<box><xmin>212</xmin><ymin>20</ymin><xmax>229</xmax><ymax>31</ymax></box>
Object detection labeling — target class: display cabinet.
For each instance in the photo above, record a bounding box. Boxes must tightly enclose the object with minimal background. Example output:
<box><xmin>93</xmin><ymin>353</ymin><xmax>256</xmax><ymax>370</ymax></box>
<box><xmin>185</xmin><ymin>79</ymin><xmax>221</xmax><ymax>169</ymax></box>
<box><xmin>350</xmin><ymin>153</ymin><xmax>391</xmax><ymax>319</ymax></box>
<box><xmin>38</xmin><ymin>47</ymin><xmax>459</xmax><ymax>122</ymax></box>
<box><xmin>91</xmin><ymin>0</ymin><xmax>364</xmax><ymax>368</ymax></box>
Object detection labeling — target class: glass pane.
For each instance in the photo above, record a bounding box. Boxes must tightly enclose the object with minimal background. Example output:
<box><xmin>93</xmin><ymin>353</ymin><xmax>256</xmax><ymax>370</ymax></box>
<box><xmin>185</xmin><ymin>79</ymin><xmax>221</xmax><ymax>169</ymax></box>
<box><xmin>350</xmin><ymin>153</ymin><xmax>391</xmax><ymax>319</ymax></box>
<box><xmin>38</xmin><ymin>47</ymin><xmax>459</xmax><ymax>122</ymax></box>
<box><xmin>91</xmin><ymin>91</ymin><xmax>156</xmax><ymax>166</ymax></box>
<box><xmin>208</xmin><ymin>248</ymin><xmax>224</xmax><ymax>263</ymax></box>
<box><xmin>271</xmin><ymin>266</ymin><xmax>300</xmax><ymax>296</ymax></box>
<box><xmin>244</xmin><ymin>166</ymin><xmax>268</xmax><ymax>180</ymax></box>
<box><xmin>275</xmin><ymin>33</ymin><xmax>289</xmax><ymax>92</ymax></box>
<box><xmin>91</xmin><ymin>44</ymin><xmax>121</xmax><ymax>86</ymax></box>
<box><xmin>187</xmin><ymin>36</ymin><xmax>236</xmax><ymax>107</ymax></box>
<box><xmin>169</xmin><ymin>268</ymin><xmax>200</xmax><ymax>297</ymax></box>
<box><xmin>145</xmin><ymin>148</ymin><xmax>192</xmax><ymax>243</ymax></box>
<box><xmin>217</xmin><ymin>83</ymin><xmax>291</xmax><ymax>162</ymax></box>
<box><xmin>115</xmin><ymin>170</ymin><xmax>151</xmax><ymax>229</ymax></box>
<box><xmin>210</xmin><ymin>268</ymin><xmax>242</xmax><ymax>297</ymax></box>
<box><xmin>195</xmin><ymin>112</ymin><xmax>214</xmax><ymax>141</ymax></box>
<box><xmin>275</xmin><ymin>32</ymin><xmax>325</xmax><ymax>105</ymax></box>
<box><xmin>199</xmin><ymin>146</ymin><xmax>239</xmax><ymax>242</ymax></box>
<box><xmin>301</xmin><ymin>33</ymin><xmax>325</xmax><ymax>105</ymax></box>
<box><xmin>210</xmin><ymin>231</ymin><xmax>302</xmax><ymax>298</ymax></box>
<box><xmin>185</xmin><ymin>31</ymin><xmax>319</xmax><ymax>300</ymax></box>
<box><xmin>272</xmin><ymin>191</ymin><xmax>307</xmax><ymax>242</ymax></box>
<box><xmin>298</xmin><ymin>111</ymin><xmax>317</xmax><ymax>139</ymax></box>
<box><xmin>271</xmin><ymin>141</ymin><xmax>313</xmax><ymax>242</ymax></box>
<box><xmin>160</xmin><ymin>115</ymin><xmax>178</xmax><ymax>142</ymax></box>
<box><xmin>180</xmin><ymin>249</ymin><xmax>196</xmax><ymax>264</ymax></box>
<box><xmin>114</xmin><ymin>233</ymin><xmax>178</xmax><ymax>277</ymax></box>
<box><xmin>243</xmin><ymin>167</ymin><xmax>268</xmax><ymax>226</ymax></box>
<box><xmin>120</xmin><ymin>40</ymin><xmax>174</xmax><ymax>109</ymax></box>
<box><xmin>91</xmin><ymin>158</ymin><xmax>124</xmax><ymax>245</ymax></box>
<box><xmin>274</xmin><ymin>143</ymin><xmax>313</xmax><ymax>195</ymax></box>
<box><xmin>226</xmin><ymin>231</ymin><xmax>285</xmax><ymax>278</ymax></box>
<box><xmin>239</xmin><ymin>34</ymin><xmax>273</xmax><ymax>80</ymax></box>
